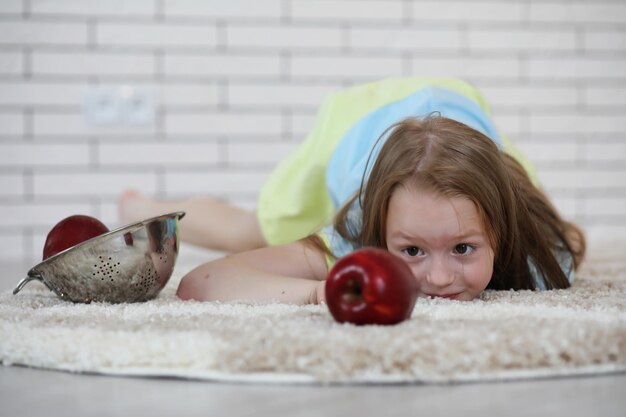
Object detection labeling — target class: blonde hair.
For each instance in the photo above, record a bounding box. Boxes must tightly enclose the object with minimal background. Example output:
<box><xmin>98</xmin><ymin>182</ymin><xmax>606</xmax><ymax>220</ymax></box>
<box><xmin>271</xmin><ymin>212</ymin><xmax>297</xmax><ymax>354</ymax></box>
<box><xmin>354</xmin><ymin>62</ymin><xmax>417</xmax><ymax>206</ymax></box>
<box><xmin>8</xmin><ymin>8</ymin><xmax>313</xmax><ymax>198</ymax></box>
<box><xmin>331</xmin><ymin>115</ymin><xmax>585</xmax><ymax>290</ymax></box>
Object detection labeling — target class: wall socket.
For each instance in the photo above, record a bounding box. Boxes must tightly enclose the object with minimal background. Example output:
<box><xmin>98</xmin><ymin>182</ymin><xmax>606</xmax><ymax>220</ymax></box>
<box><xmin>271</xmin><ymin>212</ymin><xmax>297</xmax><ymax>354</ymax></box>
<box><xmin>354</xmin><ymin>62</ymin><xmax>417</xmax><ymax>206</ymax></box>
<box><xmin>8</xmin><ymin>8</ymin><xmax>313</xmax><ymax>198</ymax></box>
<box><xmin>83</xmin><ymin>85</ymin><xmax>155</xmax><ymax>126</ymax></box>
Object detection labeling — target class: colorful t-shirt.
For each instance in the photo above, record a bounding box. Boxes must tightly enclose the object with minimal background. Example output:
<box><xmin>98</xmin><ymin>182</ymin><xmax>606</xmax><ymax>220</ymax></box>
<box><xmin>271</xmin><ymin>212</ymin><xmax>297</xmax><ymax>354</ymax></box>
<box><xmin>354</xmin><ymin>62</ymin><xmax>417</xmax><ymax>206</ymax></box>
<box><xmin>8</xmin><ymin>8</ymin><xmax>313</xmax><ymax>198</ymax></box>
<box><xmin>257</xmin><ymin>77</ymin><xmax>535</xmax><ymax>245</ymax></box>
<box><xmin>255</xmin><ymin>77</ymin><xmax>572</xmax><ymax>289</ymax></box>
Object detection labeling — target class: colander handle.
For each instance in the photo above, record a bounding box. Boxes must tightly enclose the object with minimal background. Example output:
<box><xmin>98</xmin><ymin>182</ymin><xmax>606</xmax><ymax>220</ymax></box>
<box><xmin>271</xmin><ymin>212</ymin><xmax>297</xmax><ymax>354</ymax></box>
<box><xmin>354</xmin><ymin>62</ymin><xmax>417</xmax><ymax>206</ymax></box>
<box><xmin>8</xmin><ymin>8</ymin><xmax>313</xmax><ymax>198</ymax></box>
<box><xmin>13</xmin><ymin>271</ymin><xmax>46</xmax><ymax>295</ymax></box>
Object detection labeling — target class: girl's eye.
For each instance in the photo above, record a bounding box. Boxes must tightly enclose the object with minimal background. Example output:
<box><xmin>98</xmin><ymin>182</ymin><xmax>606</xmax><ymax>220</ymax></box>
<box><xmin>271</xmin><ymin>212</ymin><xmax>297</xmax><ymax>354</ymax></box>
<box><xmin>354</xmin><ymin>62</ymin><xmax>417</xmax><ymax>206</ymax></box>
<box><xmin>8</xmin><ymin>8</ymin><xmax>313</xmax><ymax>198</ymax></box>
<box><xmin>454</xmin><ymin>243</ymin><xmax>474</xmax><ymax>255</ymax></box>
<box><xmin>402</xmin><ymin>246</ymin><xmax>422</xmax><ymax>257</ymax></box>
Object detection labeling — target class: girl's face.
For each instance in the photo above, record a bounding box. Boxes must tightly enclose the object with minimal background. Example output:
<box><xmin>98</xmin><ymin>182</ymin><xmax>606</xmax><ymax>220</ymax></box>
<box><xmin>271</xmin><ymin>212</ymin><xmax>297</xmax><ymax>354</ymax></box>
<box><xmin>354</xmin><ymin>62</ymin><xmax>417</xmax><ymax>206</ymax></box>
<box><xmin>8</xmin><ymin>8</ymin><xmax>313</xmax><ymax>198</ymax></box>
<box><xmin>385</xmin><ymin>185</ymin><xmax>495</xmax><ymax>301</ymax></box>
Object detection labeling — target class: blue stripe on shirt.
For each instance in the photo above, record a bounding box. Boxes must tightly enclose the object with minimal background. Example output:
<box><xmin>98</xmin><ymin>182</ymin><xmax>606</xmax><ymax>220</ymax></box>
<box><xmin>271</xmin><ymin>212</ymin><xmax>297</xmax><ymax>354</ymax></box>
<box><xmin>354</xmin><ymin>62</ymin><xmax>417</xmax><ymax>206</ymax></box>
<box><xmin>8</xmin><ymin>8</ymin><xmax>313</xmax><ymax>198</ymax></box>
<box><xmin>326</xmin><ymin>86</ymin><xmax>503</xmax><ymax>210</ymax></box>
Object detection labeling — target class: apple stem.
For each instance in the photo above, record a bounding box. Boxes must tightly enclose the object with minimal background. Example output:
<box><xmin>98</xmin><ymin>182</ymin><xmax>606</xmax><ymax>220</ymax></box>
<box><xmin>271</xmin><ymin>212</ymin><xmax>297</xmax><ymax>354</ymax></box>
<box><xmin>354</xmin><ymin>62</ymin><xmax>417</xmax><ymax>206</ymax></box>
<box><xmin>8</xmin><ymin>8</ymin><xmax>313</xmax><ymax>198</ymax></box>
<box><xmin>343</xmin><ymin>278</ymin><xmax>362</xmax><ymax>301</ymax></box>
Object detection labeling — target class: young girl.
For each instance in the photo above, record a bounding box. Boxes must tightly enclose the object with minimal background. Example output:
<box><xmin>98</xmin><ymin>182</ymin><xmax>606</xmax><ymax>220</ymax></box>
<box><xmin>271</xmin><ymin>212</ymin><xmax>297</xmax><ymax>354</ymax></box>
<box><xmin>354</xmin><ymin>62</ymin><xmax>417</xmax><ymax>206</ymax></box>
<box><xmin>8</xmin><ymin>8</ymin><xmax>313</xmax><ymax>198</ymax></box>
<box><xmin>119</xmin><ymin>77</ymin><xmax>586</xmax><ymax>304</ymax></box>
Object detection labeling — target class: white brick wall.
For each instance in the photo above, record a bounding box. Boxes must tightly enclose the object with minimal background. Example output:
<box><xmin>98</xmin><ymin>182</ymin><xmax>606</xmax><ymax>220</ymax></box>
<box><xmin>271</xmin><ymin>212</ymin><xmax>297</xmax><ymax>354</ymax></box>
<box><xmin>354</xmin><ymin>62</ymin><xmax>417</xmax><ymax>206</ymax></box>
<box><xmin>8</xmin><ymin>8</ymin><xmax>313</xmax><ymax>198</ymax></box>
<box><xmin>163</xmin><ymin>53</ymin><xmax>282</xmax><ymax>78</ymax></box>
<box><xmin>32</xmin><ymin>52</ymin><xmax>156</xmax><ymax>77</ymax></box>
<box><xmin>96</xmin><ymin>22</ymin><xmax>219</xmax><ymax>49</ymax></box>
<box><xmin>0</xmin><ymin>113</ymin><xmax>23</xmax><ymax>135</ymax></box>
<box><xmin>410</xmin><ymin>1</ymin><xmax>525</xmax><ymax>22</ymax></box>
<box><xmin>291</xmin><ymin>0</ymin><xmax>404</xmax><ymax>21</ymax></box>
<box><xmin>164</xmin><ymin>0</ymin><xmax>282</xmax><ymax>19</ymax></box>
<box><xmin>529</xmin><ymin>2</ymin><xmax>626</xmax><ymax>23</ymax></box>
<box><xmin>0</xmin><ymin>21</ymin><xmax>88</xmax><ymax>45</ymax></box>
<box><xmin>31</xmin><ymin>0</ymin><xmax>156</xmax><ymax>17</ymax></box>
<box><xmin>0</xmin><ymin>0</ymin><xmax>625</xmax><ymax>263</ymax></box>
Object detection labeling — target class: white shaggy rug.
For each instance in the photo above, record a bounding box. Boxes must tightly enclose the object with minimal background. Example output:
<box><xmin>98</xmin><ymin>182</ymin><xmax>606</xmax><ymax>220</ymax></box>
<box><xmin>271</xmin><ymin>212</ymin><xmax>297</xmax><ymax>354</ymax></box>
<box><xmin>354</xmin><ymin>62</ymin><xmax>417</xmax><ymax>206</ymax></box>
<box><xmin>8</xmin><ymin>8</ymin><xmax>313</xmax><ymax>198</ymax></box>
<box><xmin>1</xmin><ymin>242</ymin><xmax>625</xmax><ymax>384</ymax></box>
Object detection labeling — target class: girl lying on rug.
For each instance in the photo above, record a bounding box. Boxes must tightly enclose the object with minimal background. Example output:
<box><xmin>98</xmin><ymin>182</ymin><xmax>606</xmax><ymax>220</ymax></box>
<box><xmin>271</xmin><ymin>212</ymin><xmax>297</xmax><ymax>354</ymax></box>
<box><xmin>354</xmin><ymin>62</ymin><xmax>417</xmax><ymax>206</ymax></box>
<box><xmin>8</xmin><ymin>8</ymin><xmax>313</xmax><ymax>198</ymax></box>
<box><xmin>118</xmin><ymin>77</ymin><xmax>586</xmax><ymax>304</ymax></box>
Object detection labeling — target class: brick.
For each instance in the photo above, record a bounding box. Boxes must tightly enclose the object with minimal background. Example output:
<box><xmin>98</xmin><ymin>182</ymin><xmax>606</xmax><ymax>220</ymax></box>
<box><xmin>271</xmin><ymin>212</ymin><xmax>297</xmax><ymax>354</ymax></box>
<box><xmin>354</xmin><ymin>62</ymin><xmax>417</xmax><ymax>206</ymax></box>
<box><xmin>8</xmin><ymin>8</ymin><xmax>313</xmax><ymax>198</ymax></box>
<box><xmin>0</xmin><ymin>174</ymin><xmax>24</xmax><ymax>197</ymax></box>
<box><xmin>349</xmin><ymin>27</ymin><xmax>462</xmax><ymax>51</ymax></box>
<box><xmin>227</xmin><ymin>83</ymin><xmax>339</xmax><ymax>108</ymax></box>
<box><xmin>227</xmin><ymin>141</ymin><xmax>299</xmax><ymax>165</ymax></box>
<box><xmin>516</xmin><ymin>142</ymin><xmax>578</xmax><ymax>163</ymax></box>
<box><xmin>32</xmin><ymin>51</ymin><xmax>155</xmax><ymax>77</ymax></box>
<box><xmin>529</xmin><ymin>113</ymin><xmax>626</xmax><ymax>135</ymax></box>
<box><xmin>33</xmin><ymin>172</ymin><xmax>158</xmax><ymax>197</ymax></box>
<box><xmin>0</xmin><ymin>233</ymin><xmax>25</xmax><ymax>260</ymax></box>
<box><xmin>584</xmin><ymin>197</ymin><xmax>626</xmax><ymax>217</ymax></box>
<box><xmin>585</xmin><ymin>86</ymin><xmax>626</xmax><ymax>106</ymax></box>
<box><xmin>31</xmin><ymin>0</ymin><xmax>156</xmax><ymax>16</ymax></box>
<box><xmin>0</xmin><ymin>143</ymin><xmax>90</xmax><ymax>166</ymax></box>
<box><xmin>101</xmin><ymin>82</ymin><xmax>220</xmax><ymax>107</ymax></box>
<box><xmin>165</xmin><ymin>112</ymin><xmax>282</xmax><ymax>136</ymax></box>
<box><xmin>291</xmin><ymin>0</ymin><xmax>403</xmax><ymax>22</ymax></box>
<box><xmin>530</xmin><ymin>2</ymin><xmax>626</xmax><ymax>24</ymax></box>
<box><xmin>98</xmin><ymin>201</ymin><xmax>124</xmax><ymax>228</ymax></box>
<box><xmin>489</xmin><ymin>112</ymin><xmax>524</xmax><ymax>137</ymax></box>
<box><xmin>480</xmin><ymin>85</ymin><xmax>579</xmax><ymax>108</ymax></box>
<box><xmin>0</xmin><ymin>112</ymin><xmax>23</xmax><ymax>135</ymax></box>
<box><xmin>289</xmin><ymin>112</ymin><xmax>317</xmax><ymax>138</ymax></box>
<box><xmin>583</xmin><ymin>142</ymin><xmax>626</xmax><ymax>162</ymax></box>
<box><xmin>0</xmin><ymin>0</ymin><xmax>22</xmax><ymax>13</ymax></box>
<box><xmin>585</xmin><ymin>225</ymin><xmax>626</xmax><ymax>244</ymax></box>
<box><xmin>410</xmin><ymin>56</ymin><xmax>520</xmax><ymax>80</ymax></box>
<box><xmin>164</xmin><ymin>170</ymin><xmax>270</xmax><ymax>195</ymax></box>
<box><xmin>32</xmin><ymin>231</ymin><xmax>47</xmax><ymax>261</ymax></box>
<box><xmin>0</xmin><ymin>21</ymin><xmax>88</xmax><ymax>46</ymax></box>
<box><xmin>33</xmin><ymin>112</ymin><xmax>157</xmax><ymax>136</ymax></box>
<box><xmin>0</xmin><ymin>51</ymin><xmax>22</xmax><ymax>75</ymax></box>
<box><xmin>227</xmin><ymin>25</ymin><xmax>343</xmax><ymax>49</ymax></box>
<box><xmin>528</xmin><ymin>57</ymin><xmax>626</xmax><ymax>80</ymax></box>
<box><xmin>99</xmin><ymin>142</ymin><xmax>220</xmax><ymax>166</ymax></box>
<box><xmin>92</xmin><ymin>80</ymin><xmax>221</xmax><ymax>108</ymax></box>
<box><xmin>468</xmin><ymin>28</ymin><xmax>577</xmax><ymax>52</ymax></box>
<box><xmin>584</xmin><ymin>29</ymin><xmax>626</xmax><ymax>51</ymax></box>
<box><xmin>159</xmin><ymin>83</ymin><xmax>221</xmax><ymax>106</ymax></box>
<box><xmin>411</xmin><ymin>1</ymin><xmax>524</xmax><ymax>22</ymax></box>
<box><xmin>538</xmin><ymin>168</ymin><xmax>626</xmax><ymax>189</ymax></box>
<box><xmin>291</xmin><ymin>55</ymin><xmax>404</xmax><ymax>79</ymax></box>
<box><xmin>164</xmin><ymin>0</ymin><xmax>281</xmax><ymax>19</ymax></box>
<box><xmin>0</xmin><ymin>81</ymin><xmax>86</xmax><ymax>106</ymax></box>
<box><xmin>97</xmin><ymin>22</ymin><xmax>218</xmax><ymax>48</ymax></box>
<box><xmin>549</xmin><ymin>196</ymin><xmax>578</xmax><ymax>219</ymax></box>
<box><xmin>0</xmin><ymin>202</ymin><xmax>92</xmax><ymax>227</ymax></box>
<box><xmin>164</xmin><ymin>53</ymin><xmax>281</xmax><ymax>78</ymax></box>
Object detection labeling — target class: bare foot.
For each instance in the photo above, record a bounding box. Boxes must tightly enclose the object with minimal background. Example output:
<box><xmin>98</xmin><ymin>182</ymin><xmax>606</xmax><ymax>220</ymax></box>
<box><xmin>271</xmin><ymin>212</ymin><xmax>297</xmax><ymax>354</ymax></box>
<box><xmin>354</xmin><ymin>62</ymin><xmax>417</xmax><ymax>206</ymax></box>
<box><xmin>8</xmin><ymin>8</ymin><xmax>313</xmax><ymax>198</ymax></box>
<box><xmin>117</xmin><ymin>190</ymin><xmax>155</xmax><ymax>226</ymax></box>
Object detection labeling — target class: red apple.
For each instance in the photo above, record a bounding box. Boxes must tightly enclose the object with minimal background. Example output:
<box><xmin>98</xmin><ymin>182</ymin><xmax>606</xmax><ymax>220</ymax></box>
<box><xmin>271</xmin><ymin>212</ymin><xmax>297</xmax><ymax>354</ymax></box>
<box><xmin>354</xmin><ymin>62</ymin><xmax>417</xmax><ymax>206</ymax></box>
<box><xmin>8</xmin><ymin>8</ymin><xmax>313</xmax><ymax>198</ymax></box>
<box><xmin>43</xmin><ymin>215</ymin><xmax>109</xmax><ymax>259</ymax></box>
<box><xmin>325</xmin><ymin>247</ymin><xmax>418</xmax><ymax>325</ymax></box>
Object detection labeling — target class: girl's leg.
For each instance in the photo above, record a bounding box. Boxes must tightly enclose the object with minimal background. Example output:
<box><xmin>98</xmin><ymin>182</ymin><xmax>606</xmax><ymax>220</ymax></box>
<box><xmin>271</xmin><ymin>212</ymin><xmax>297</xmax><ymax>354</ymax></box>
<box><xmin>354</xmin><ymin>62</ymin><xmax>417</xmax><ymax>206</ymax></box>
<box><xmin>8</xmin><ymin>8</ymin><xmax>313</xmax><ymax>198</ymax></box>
<box><xmin>118</xmin><ymin>190</ymin><xmax>267</xmax><ymax>253</ymax></box>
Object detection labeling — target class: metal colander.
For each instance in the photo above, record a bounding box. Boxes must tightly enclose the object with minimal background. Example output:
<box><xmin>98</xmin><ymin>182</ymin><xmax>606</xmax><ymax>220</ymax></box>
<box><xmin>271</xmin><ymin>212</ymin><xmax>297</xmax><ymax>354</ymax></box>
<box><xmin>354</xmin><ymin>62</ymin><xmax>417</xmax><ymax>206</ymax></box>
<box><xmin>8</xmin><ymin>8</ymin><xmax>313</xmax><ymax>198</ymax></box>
<box><xmin>13</xmin><ymin>212</ymin><xmax>185</xmax><ymax>303</ymax></box>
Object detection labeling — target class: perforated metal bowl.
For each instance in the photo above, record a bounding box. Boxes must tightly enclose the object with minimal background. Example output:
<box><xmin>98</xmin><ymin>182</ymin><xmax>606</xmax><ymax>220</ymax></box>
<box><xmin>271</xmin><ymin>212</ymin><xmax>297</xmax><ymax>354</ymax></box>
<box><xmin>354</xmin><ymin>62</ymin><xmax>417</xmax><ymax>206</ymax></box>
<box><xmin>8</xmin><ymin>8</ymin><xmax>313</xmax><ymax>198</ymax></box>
<box><xmin>13</xmin><ymin>212</ymin><xmax>185</xmax><ymax>304</ymax></box>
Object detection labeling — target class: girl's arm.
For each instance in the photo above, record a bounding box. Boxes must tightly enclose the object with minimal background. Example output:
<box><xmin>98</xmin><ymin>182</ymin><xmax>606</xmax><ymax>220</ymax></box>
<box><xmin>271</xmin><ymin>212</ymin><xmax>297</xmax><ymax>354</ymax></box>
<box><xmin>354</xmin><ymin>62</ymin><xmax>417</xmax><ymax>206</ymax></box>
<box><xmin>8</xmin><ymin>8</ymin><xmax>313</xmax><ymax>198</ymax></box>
<box><xmin>176</xmin><ymin>240</ymin><xmax>329</xmax><ymax>305</ymax></box>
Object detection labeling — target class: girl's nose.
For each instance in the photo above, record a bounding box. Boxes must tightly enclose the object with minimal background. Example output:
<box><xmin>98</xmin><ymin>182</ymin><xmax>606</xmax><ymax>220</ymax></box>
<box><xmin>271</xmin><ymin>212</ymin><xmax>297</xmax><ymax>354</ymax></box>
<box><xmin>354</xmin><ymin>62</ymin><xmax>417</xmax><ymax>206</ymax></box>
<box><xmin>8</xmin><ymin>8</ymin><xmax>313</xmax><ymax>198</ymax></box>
<box><xmin>424</xmin><ymin>256</ymin><xmax>456</xmax><ymax>287</ymax></box>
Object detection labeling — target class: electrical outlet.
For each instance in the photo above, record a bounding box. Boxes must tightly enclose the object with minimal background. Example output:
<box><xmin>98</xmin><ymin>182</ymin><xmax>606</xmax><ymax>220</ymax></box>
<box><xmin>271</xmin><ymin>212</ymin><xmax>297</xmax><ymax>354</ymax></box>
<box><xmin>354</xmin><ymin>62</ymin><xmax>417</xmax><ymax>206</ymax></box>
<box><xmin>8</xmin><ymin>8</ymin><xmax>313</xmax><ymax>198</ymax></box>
<box><xmin>83</xmin><ymin>86</ymin><xmax>120</xmax><ymax>125</ymax></box>
<box><xmin>119</xmin><ymin>85</ymin><xmax>154</xmax><ymax>125</ymax></box>
<box><xmin>83</xmin><ymin>85</ymin><xmax>155</xmax><ymax>126</ymax></box>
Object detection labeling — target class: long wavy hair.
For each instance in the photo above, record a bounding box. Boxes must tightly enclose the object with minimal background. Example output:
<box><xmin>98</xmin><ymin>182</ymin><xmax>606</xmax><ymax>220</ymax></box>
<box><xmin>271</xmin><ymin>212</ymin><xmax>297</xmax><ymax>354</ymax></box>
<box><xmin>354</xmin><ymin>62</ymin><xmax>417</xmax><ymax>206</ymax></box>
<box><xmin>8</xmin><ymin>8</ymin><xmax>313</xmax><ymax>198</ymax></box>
<box><xmin>328</xmin><ymin>116</ymin><xmax>585</xmax><ymax>290</ymax></box>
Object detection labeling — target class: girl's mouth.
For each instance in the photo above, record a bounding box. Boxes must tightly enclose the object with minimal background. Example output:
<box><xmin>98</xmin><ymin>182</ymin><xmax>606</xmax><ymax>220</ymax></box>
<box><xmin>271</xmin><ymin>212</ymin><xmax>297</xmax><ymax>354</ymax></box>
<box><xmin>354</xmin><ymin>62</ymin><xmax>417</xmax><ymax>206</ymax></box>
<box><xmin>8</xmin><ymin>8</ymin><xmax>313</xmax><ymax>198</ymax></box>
<box><xmin>425</xmin><ymin>292</ymin><xmax>462</xmax><ymax>300</ymax></box>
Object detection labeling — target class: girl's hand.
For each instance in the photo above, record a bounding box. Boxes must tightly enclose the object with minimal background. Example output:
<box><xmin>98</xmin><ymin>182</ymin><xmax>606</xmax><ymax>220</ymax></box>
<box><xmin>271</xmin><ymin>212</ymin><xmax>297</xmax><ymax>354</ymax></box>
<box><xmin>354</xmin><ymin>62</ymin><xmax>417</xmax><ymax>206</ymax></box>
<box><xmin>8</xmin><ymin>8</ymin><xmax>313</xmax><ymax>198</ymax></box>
<box><xmin>312</xmin><ymin>280</ymin><xmax>327</xmax><ymax>304</ymax></box>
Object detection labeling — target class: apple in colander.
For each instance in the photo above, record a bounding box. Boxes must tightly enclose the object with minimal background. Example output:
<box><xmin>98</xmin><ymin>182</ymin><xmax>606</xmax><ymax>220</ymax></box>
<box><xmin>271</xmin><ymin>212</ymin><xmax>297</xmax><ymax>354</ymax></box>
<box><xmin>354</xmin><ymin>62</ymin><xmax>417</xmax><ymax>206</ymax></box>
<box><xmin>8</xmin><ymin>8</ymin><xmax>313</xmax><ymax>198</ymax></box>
<box><xmin>43</xmin><ymin>215</ymin><xmax>109</xmax><ymax>259</ymax></box>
